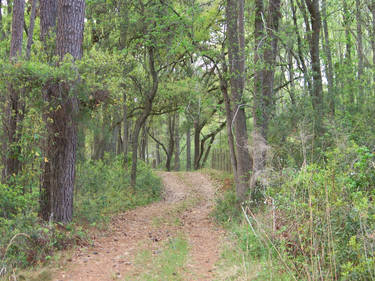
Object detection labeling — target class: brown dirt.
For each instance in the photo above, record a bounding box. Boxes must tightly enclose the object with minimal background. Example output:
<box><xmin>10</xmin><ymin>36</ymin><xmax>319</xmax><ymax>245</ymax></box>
<box><xmin>53</xmin><ymin>172</ymin><xmax>224</xmax><ymax>281</ymax></box>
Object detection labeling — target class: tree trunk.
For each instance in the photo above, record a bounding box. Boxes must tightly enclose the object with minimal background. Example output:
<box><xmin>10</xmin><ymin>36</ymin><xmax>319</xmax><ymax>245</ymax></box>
<box><xmin>130</xmin><ymin>47</ymin><xmax>158</xmax><ymax>187</ymax></box>
<box><xmin>186</xmin><ymin>125</ymin><xmax>191</xmax><ymax>171</ymax></box>
<box><xmin>40</xmin><ymin>0</ymin><xmax>57</xmax><ymax>59</ymax></box>
<box><xmin>227</xmin><ymin>0</ymin><xmax>252</xmax><ymax>202</ymax></box>
<box><xmin>356</xmin><ymin>0</ymin><xmax>364</xmax><ymax>100</ymax></box>
<box><xmin>0</xmin><ymin>0</ymin><xmax>4</xmax><ymax>40</ymax></box>
<box><xmin>371</xmin><ymin>1</ymin><xmax>375</xmax><ymax>95</ymax></box>
<box><xmin>123</xmin><ymin>92</ymin><xmax>129</xmax><ymax>165</ymax></box>
<box><xmin>2</xmin><ymin>0</ymin><xmax>25</xmax><ymax>182</ymax></box>
<box><xmin>39</xmin><ymin>0</ymin><xmax>57</xmax><ymax>221</ymax></box>
<box><xmin>322</xmin><ymin>0</ymin><xmax>334</xmax><ymax>115</ymax></box>
<box><xmin>343</xmin><ymin>0</ymin><xmax>354</xmax><ymax>105</ymax></box>
<box><xmin>305</xmin><ymin>0</ymin><xmax>323</xmax><ymax>132</ymax></box>
<box><xmin>26</xmin><ymin>0</ymin><xmax>38</xmax><ymax>59</ymax></box>
<box><xmin>253</xmin><ymin>0</ymin><xmax>281</xmax><ymax>175</ymax></box>
<box><xmin>166</xmin><ymin>113</ymin><xmax>175</xmax><ymax>171</ymax></box>
<box><xmin>221</xmin><ymin>60</ymin><xmax>238</xmax><ymax>183</ymax></box>
<box><xmin>42</xmin><ymin>0</ymin><xmax>85</xmax><ymax>223</ymax></box>
<box><xmin>140</xmin><ymin>125</ymin><xmax>146</xmax><ymax>161</ymax></box>
<box><xmin>193</xmin><ymin>120</ymin><xmax>201</xmax><ymax>170</ymax></box>
<box><xmin>174</xmin><ymin>113</ymin><xmax>180</xmax><ymax>171</ymax></box>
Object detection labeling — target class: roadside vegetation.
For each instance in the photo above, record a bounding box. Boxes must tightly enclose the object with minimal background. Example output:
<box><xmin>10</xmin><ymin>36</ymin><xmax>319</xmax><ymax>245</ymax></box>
<box><xmin>0</xmin><ymin>156</ymin><xmax>161</xmax><ymax>277</ymax></box>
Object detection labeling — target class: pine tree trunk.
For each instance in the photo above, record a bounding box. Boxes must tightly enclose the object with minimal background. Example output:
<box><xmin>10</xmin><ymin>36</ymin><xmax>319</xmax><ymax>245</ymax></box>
<box><xmin>42</xmin><ymin>0</ymin><xmax>85</xmax><ymax>223</ymax></box>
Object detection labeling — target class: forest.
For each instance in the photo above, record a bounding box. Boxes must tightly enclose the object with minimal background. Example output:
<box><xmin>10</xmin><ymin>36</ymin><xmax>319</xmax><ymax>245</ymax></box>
<box><xmin>0</xmin><ymin>0</ymin><xmax>375</xmax><ymax>280</ymax></box>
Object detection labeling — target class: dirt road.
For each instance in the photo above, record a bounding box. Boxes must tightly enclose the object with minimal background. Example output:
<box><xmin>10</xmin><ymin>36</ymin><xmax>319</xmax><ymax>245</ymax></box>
<box><xmin>53</xmin><ymin>172</ymin><xmax>224</xmax><ymax>281</ymax></box>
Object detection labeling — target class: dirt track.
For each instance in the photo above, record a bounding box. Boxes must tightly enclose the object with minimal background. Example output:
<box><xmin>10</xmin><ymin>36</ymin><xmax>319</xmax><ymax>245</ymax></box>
<box><xmin>53</xmin><ymin>172</ymin><xmax>223</xmax><ymax>281</ymax></box>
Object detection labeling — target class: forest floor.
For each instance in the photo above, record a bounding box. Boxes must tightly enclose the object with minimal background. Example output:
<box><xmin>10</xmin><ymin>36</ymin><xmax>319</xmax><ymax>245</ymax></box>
<box><xmin>52</xmin><ymin>172</ymin><xmax>225</xmax><ymax>281</ymax></box>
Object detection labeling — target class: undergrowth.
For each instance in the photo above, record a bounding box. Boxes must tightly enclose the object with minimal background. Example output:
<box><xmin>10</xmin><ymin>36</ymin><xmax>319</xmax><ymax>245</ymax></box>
<box><xmin>0</xmin><ymin>154</ymin><xmax>161</xmax><ymax>278</ymax></box>
<box><xmin>210</xmin><ymin>140</ymin><xmax>375</xmax><ymax>280</ymax></box>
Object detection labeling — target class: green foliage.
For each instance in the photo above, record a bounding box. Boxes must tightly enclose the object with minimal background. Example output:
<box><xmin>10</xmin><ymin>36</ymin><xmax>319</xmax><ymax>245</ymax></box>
<box><xmin>0</xmin><ymin>155</ymin><xmax>161</xmax><ymax>274</ymax></box>
<box><xmin>264</xmin><ymin>142</ymin><xmax>375</xmax><ymax>280</ymax></box>
<box><xmin>74</xmin><ymin>154</ymin><xmax>161</xmax><ymax>225</ymax></box>
<box><xmin>212</xmin><ymin>188</ymin><xmax>241</xmax><ymax>224</ymax></box>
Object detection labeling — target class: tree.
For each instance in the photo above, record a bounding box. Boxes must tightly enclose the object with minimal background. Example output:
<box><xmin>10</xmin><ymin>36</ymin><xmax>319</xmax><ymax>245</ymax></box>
<box><xmin>226</xmin><ymin>0</ymin><xmax>252</xmax><ymax>202</ymax></box>
<box><xmin>40</xmin><ymin>0</ymin><xmax>85</xmax><ymax>223</ymax></box>
<box><xmin>2</xmin><ymin>0</ymin><xmax>25</xmax><ymax>182</ymax></box>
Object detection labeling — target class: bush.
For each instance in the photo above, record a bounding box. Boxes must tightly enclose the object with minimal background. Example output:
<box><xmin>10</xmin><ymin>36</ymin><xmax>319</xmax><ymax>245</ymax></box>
<box><xmin>74</xmin><ymin>154</ymin><xmax>161</xmax><ymax>225</ymax></box>
<box><xmin>264</xmin><ymin>142</ymin><xmax>375</xmax><ymax>280</ymax></box>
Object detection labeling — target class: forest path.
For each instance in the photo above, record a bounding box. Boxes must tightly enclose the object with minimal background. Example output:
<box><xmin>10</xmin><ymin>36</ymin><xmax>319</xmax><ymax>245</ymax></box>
<box><xmin>53</xmin><ymin>172</ymin><xmax>224</xmax><ymax>281</ymax></box>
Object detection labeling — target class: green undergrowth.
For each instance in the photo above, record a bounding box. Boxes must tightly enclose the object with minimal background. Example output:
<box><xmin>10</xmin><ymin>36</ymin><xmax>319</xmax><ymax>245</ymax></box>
<box><xmin>210</xmin><ymin>141</ymin><xmax>375</xmax><ymax>280</ymax></box>
<box><xmin>74</xmin><ymin>154</ymin><xmax>161</xmax><ymax>226</ymax></box>
<box><xmin>0</xmin><ymin>154</ymin><xmax>161</xmax><ymax>279</ymax></box>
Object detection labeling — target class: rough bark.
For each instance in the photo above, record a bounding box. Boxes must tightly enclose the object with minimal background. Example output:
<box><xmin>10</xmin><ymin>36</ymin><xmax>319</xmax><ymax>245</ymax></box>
<box><xmin>253</xmin><ymin>0</ymin><xmax>281</xmax><ymax>175</ymax></box>
<box><xmin>41</xmin><ymin>0</ymin><xmax>85</xmax><ymax>223</ymax></box>
<box><xmin>39</xmin><ymin>0</ymin><xmax>57</xmax><ymax>221</ymax></box>
<box><xmin>226</xmin><ymin>0</ymin><xmax>252</xmax><ymax>202</ymax></box>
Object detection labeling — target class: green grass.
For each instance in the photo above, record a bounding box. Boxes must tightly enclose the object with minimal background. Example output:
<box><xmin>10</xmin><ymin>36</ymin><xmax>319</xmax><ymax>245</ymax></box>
<box><xmin>125</xmin><ymin>235</ymin><xmax>189</xmax><ymax>281</ymax></box>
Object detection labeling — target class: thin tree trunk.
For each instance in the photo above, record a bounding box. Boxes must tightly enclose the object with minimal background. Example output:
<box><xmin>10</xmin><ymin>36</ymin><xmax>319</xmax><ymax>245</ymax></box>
<box><xmin>166</xmin><ymin>113</ymin><xmax>175</xmax><ymax>171</ymax></box>
<box><xmin>26</xmin><ymin>0</ymin><xmax>38</xmax><ymax>59</ymax></box>
<box><xmin>2</xmin><ymin>0</ymin><xmax>25</xmax><ymax>182</ymax></box>
<box><xmin>322</xmin><ymin>0</ymin><xmax>334</xmax><ymax>115</ymax></box>
<box><xmin>220</xmin><ymin>54</ymin><xmax>238</xmax><ymax>183</ymax></box>
<box><xmin>193</xmin><ymin>120</ymin><xmax>201</xmax><ymax>170</ymax></box>
<box><xmin>305</xmin><ymin>0</ymin><xmax>324</xmax><ymax>132</ymax></box>
<box><xmin>123</xmin><ymin>92</ymin><xmax>129</xmax><ymax>165</ymax></box>
<box><xmin>343</xmin><ymin>0</ymin><xmax>354</xmax><ymax>105</ymax></box>
<box><xmin>130</xmin><ymin>47</ymin><xmax>158</xmax><ymax>187</ymax></box>
<box><xmin>174</xmin><ymin>113</ymin><xmax>180</xmax><ymax>171</ymax></box>
<box><xmin>371</xmin><ymin>1</ymin><xmax>375</xmax><ymax>95</ymax></box>
<box><xmin>0</xmin><ymin>0</ymin><xmax>4</xmax><ymax>40</ymax></box>
<box><xmin>186</xmin><ymin>124</ymin><xmax>191</xmax><ymax>171</ymax></box>
<box><xmin>356</xmin><ymin>0</ymin><xmax>364</xmax><ymax>100</ymax></box>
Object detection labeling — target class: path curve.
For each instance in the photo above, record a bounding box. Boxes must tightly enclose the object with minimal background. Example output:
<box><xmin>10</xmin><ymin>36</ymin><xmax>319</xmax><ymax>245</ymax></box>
<box><xmin>53</xmin><ymin>172</ymin><xmax>223</xmax><ymax>281</ymax></box>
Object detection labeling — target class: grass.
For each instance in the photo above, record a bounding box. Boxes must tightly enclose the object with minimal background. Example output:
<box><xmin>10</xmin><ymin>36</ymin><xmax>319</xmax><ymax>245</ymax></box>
<box><xmin>125</xmin><ymin>235</ymin><xmax>189</xmax><ymax>281</ymax></box>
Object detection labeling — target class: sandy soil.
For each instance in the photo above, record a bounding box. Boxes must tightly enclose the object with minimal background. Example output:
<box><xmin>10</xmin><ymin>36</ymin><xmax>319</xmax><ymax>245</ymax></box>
<box><xmin>53</xmin><ymin>172</ymin><xmax>224</xmax><ymax>281</ymax></box>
